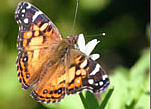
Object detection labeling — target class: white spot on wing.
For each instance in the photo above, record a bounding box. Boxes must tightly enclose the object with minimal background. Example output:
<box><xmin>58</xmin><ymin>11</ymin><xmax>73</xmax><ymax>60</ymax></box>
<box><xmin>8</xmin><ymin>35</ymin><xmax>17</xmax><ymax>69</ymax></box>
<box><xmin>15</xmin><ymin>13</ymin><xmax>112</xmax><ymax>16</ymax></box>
<box><xmin>99</xmin><ymin>81</ymin><xmax>103</xmax><ymax>86</ymax></box>
<box><xmin>88</xmin><ymin>79</ymin><xmax>94</xmax><ymax>84</ymax></box>
<box><xmin>90</xmin><ymin>64</ymin><xmax>100</xmax><ymax>75</ymax></box>
<box><xmin>22</xmin><ymin>9</ymin><xmax>25</xmax><ymax>13</ymax></box>
<box><xmin>18</xmin><ymin>20</ymin><xmax>21</xmax><ymax>24</ymax></box>
<box><xmin>77</xmin><ymin>79</ymin><xmax>80</xmax><ymax>83</ymax></box>
<box><xmin>102</xmin><ymin>75</ymin><xmax>108</xmax><ymax>80</ymax></box>
<box><xmin>27</xmin><ymin>32</ymin><xmax>30</xmax><ymax>36</ymax></box>
<box><xmin>95</xmin><ymin>83</ymin><xmax>98</xmax><ymax>86</ymax></box>
<box><xmin>26</xmin><ymin>3</ymin><xmax>31</xmax><ymax>9</ymax></box>
<box><xmin>21</xmin><ymin>14</ymin><xmax>24</xmax><ymax>17</ymax></box>
<box><xmin>24</xmin><ymin>18</ymin><xmax>28</xmax><ymax>23</ymax></box>
<box><xmin>32</xmin><ymin>11</ymin><xmax>43</xmax><ymax>22</ymax></box>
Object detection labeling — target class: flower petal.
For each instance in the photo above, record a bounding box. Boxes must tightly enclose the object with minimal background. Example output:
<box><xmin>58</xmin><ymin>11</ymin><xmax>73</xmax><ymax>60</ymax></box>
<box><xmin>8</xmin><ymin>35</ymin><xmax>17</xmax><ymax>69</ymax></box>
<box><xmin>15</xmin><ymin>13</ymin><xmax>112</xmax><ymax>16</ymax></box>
<box><xmin>77</xmin><ymin>34</ymin><xmax>86</xmax><ymax>52</ymax></box>
<box><xmin>85</xmin><ymin>39</ymin><xmax>100</xmax><ymax>55</ymax></box>
<box><xmin>90</xmin><ymin>54</ymin><xmax>100</xmax><ymax>60</ymax></box>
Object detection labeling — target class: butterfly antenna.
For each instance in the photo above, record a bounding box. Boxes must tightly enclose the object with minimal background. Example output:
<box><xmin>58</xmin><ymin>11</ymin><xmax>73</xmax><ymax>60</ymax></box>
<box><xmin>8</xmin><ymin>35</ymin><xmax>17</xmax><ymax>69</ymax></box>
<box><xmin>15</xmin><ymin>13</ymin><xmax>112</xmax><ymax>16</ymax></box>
<box><xmin>85</xmin><ymin>32</ymin><xmax>106</xmax><ymax>37</ymax></box>
<box><xmin>71</xmin><ymin>0</ymin><xmax>80</xmax><ymax>36</ymax></box>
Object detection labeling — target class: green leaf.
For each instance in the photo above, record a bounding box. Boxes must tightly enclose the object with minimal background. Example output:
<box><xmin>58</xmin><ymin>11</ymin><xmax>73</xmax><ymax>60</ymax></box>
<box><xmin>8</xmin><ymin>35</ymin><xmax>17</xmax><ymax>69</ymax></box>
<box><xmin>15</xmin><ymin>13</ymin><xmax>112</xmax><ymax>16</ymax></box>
<box><xmin>99</xmin><ymin>87</ymin><xmax>114</xmax><ymax>109</ymax></box>
<box><xmin>103</xmin><ymin>67</ymin><xmax>130</xmax><ymax>109</ymax></box>
<box><xmin>85</xmin><ymin>91</ymin><xmax>100</xmax><ymax>109</ymax></box>
<box><xmin>125</xmin><ymin>48</ymin><xmax>150</xmax><ymax>109</ymax></box>
<box><xmin>79</xmin><ymin>92</ymin><xmax>90</xmax><ymax>109</ymax></box>
<box><xmin>128</xmin><ymin>48</ymin><xmax>150</xmax><ymax>102</ymax></box>
<box><xmin>135</xmin><ymin>72</ymin><xmax>150</xmax><ymax>109</ymax></box>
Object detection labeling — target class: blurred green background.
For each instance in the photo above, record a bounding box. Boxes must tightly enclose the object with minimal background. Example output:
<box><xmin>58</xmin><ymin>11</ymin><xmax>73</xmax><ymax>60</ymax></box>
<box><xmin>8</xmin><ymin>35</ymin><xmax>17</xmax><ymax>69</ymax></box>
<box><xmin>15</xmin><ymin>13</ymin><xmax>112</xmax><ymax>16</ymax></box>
<box><xmin>0</xmin><ymin>0</ymin><xmax>150</xmax><ymax>109</ymax></box>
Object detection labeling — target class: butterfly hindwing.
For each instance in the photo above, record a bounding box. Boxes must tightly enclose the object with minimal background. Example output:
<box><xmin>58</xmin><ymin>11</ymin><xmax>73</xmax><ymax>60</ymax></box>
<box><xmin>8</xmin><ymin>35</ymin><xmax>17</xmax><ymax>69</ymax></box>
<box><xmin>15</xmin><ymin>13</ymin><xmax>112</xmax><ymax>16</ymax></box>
<box><xmin>30</xmin><ymin>49</ymin><xmax>109</xmax><ymax>103</ymax></box>
<box><xmin>66</xmin><ymin>49</ymin><xmax>109</xmax><ymax>95</ymax></box>
<box><xmin>16</xmin><ymin>48</ymin><xmax>55</xmax><ymax>90</ymax></box>
<box><xmin>31</xmin><ymin>61</ymin><xmax>66</xmax><ymax>103</ymax></box>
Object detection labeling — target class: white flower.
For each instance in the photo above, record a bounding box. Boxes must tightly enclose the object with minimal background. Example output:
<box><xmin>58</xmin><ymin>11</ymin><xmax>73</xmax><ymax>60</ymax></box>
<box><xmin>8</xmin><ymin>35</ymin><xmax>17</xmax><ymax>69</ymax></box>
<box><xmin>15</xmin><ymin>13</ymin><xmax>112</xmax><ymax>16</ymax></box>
<box><xmin>77</xmin><ymin>34</ymin><xmax>100</xmax><ymax>60</ymax></box>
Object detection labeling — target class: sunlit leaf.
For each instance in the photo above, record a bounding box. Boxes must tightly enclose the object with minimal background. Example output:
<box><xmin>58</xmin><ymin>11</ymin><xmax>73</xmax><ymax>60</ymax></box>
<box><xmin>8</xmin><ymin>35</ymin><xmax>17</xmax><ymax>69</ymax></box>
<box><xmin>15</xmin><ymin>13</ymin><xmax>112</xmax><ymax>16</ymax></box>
<box><xmin>99</xmin><ymin>87</ymin><xmax>114</xmax><ymax>109</ymax></box>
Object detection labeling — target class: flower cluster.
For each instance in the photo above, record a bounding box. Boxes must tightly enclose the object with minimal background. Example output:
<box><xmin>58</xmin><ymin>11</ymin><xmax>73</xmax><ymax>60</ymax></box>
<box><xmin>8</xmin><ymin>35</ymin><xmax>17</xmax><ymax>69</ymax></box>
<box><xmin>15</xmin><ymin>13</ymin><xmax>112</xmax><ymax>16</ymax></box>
<box><xmin>77</xmin><ymin>34</ymin><xmax>100</xmax><ymax>61</ymax></box>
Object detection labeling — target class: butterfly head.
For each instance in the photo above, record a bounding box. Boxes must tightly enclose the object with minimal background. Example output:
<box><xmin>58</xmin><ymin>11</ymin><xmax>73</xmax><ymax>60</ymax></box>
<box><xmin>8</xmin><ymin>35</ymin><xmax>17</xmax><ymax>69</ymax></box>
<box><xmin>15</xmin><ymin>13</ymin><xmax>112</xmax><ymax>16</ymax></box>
<box><xmin>66</xmin><ymin>35</ymin><xmax>79</xmax><ymax>46</ymax></box>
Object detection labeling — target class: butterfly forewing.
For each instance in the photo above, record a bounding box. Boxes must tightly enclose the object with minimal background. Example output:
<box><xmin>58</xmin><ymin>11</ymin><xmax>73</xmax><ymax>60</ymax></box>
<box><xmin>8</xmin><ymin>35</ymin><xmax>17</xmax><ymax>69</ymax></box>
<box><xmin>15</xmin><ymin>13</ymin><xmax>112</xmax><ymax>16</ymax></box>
<box><xmin>15</xmin><ymin>2</ymin><xmax>63</xmax><ymax>90</ymax></box>
<box><xmin>15</xmin><ymin>2</ymin><xmax>62</xmax><ymax>51</ymax></box>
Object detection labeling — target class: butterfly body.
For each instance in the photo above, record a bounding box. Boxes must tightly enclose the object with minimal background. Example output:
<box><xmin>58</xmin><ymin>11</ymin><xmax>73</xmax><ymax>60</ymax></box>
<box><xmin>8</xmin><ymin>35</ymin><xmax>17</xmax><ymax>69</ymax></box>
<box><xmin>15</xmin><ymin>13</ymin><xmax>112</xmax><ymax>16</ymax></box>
<box><xmin>15</xmin><ymin>2</ymin><xmax>109</xmax><ymax>103</ymax></box>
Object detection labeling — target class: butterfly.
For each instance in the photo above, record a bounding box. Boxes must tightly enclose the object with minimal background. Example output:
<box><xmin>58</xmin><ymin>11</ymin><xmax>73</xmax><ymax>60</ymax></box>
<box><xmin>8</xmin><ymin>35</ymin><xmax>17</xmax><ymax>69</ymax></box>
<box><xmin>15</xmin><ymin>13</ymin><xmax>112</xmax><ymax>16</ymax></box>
<box><xmin>15</xmin><ymin>2</ymin><xmax>110</xmax><ymax>103</ymax></box>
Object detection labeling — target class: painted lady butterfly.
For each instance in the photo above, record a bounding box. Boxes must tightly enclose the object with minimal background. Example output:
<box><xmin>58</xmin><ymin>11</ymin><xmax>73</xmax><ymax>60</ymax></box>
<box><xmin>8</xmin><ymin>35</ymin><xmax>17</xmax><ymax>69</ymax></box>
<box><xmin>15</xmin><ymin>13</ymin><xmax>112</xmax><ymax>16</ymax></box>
<box><xmin>15</xmin><ymin>2</ymin><xmax>110</xmax><ymax>103</ymax></box>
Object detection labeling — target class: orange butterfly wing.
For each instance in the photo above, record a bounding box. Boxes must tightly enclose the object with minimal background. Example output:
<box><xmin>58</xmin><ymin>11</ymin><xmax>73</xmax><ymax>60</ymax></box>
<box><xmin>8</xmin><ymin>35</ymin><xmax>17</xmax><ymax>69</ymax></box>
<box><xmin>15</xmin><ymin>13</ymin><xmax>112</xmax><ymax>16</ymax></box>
<box><xmin>31</xmin><ymin>49</ymin><xmax>109</xmax><ymax>103</ymax></box>
<box><xmin>16</xmin><ymin>2</ymin><xmax>62</xmax><ymax>90</ymax></box>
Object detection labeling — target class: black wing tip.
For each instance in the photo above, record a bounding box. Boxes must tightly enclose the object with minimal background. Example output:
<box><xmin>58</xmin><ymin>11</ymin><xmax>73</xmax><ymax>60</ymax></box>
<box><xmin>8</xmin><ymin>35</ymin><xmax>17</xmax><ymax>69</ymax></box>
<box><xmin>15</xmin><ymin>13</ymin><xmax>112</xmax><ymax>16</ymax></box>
<box><xmin>15</xmin><ymin>2</ymin><xmax>31</xmax><ymax>21</ymax></box>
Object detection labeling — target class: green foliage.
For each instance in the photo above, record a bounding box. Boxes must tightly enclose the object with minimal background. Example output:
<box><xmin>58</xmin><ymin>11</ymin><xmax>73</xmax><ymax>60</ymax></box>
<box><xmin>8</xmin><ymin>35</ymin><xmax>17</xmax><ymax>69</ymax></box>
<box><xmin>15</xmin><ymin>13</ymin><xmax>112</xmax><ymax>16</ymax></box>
<box><xmin>105</xmin><ymin>48</ymin><xmax>150</xmax><ymax>109</ymax></box>
<box><xmin>100</xmin><ymin>88</ymin><xmax>114</xmax><ymax>109</ymax></box>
